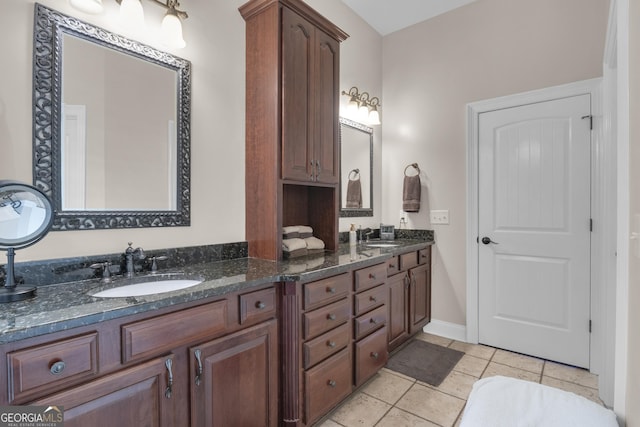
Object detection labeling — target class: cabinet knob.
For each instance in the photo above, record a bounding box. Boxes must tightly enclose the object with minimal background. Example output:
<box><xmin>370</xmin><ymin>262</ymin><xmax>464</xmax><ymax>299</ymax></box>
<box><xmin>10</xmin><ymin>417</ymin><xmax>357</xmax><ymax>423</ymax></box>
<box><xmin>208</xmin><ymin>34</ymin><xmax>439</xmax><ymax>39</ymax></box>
<box><xmin>327</xmin><ymin>379</ymin><xmax>337</xmax><ymax>388</ymax></box>
<box><xmin>389</xmin><ymin>263</ymin><xmax>396</xmax><ymax>269</ymax></box>
<box><xmin>327</xmin><ymin>340</ymin><xmax>336</xmax><ymax>348</ymax></box>
<box><xmin>327</xmin><ymin>313</ymin><xmax>336</xmax><ymax>321</ymax></box>
<box><xmin>49</xmin><ymin>360</ymin><xmax>66</xmax><ymax>375</ymax></box>
<box><xmin>370</xmin><ymin>352</ymin><xmax>379</xmax><ymax>360</ymax></box>
<box><xmin>326</xmin><ymin>286</ymin><xmax>336</xmax><ymax>294</ymax></box>
<box><xmin>369</xmin><ymin>296</ymin><xmax>377</xmax><ymax>302</ymax></box>
<box><xmin>370</xmin><ymin>317</ymin><xmax>379</xmax><ymax>325</ymax></box>
<box><xmin>255</xmin><ymin>301</ymin><xmax>266</xmax><ymax>309</ymax></box>
<box><xmin>369</xmin><ymin>273</ymin><xmax>376</xmax><ymax>280</ymax></box>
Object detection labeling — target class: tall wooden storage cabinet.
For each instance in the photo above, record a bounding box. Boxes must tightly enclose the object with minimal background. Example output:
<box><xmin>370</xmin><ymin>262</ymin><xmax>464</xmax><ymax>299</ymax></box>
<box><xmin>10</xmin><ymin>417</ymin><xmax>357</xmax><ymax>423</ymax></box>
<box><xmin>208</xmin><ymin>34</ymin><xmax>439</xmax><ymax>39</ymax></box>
<box><xmin>240</xmin><ymin>0</ymin><xmax>348</xmax><ymax>260</ymax></box>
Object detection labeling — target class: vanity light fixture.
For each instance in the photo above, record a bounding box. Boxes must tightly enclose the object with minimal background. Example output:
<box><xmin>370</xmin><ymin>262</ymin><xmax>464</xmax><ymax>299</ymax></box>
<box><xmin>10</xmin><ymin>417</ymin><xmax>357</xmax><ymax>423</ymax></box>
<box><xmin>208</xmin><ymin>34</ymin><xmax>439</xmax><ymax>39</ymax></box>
<box><xmin>341</xmin><ymin>86</ymin><xmax>382</xmax><ymax>125</ymax></box>
<box><xmin>69</xmin><ymin>0</ymin><xmax>189</xmax><ymax>48</ymax></box>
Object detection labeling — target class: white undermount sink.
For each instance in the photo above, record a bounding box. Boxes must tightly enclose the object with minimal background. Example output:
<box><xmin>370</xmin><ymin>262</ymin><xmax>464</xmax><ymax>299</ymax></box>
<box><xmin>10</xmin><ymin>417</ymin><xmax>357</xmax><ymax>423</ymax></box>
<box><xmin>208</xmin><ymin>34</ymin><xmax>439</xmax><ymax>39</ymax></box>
<box><xmin>90</xmin><ymin>274</ymin><xmax>203</xmax><ymax>298</ymax></box>
<box><xmin>365</xmin><ymin>242</ymin><xmax>399</xmax><ymax>248</ymax></box>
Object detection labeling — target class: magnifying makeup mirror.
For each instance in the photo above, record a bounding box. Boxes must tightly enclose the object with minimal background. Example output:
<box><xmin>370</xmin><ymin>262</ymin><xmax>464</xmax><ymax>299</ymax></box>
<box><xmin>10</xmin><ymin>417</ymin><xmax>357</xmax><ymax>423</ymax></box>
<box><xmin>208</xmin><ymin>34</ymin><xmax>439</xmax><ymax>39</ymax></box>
<box><xmin>0</xmin><ymin>181</ymin><xmax>54</xmax><ymax>302</ymax></box>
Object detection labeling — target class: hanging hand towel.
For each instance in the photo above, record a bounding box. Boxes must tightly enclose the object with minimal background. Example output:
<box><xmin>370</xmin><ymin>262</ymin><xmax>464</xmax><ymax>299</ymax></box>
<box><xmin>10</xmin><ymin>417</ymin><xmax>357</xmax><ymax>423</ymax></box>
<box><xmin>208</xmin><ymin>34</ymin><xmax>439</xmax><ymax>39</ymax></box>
<box><xmin>346</xmin><ymin>169</ymin><xmax>362</xmax><ymax>208</ymax></box>
<box><xmin>402</xmin><ymin>163</ymin><xmax>421</xmax><ymax>212</ymax></box>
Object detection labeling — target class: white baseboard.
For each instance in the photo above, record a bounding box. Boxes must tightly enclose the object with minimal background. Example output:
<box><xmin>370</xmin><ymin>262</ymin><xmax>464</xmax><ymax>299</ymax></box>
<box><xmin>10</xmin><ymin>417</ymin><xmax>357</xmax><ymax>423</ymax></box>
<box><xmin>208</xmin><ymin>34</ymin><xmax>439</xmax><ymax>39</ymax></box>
<box><xmin>423</xmin><ymin>319</ymin><xmax>467</xmax><ymax>342</ymax></box>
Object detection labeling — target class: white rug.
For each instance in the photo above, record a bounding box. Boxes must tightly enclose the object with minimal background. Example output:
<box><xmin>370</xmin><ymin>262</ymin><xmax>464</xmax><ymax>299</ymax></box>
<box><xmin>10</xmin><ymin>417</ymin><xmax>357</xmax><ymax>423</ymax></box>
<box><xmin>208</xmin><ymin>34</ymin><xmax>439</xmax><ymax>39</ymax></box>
<box><xmin>460</xmin><ymin>376</ymin><xmax>618</xmax><ymax>427</ymax></box>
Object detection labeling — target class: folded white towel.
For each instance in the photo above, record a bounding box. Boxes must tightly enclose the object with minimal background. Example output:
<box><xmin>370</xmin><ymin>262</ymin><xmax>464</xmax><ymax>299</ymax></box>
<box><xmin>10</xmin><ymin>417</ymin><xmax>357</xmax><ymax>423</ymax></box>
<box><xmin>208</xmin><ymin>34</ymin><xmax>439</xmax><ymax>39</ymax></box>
<box><xmin>298</xmin><ymin>225</ymin><xmax>313</xmax><ymax>234</ymax></box>
<box><xmin>282</xmin><ymin>238</ymin><xmax>307</xmax><ymax>252</ymax></box>
<box><xmin>305</xmin><ymin>236</ymin><xmax>325</xmax><ymax>250</ymax></box>
<box><xmin>282</xmin><ymin>226</ymin><xmax>300</xmax><ymax>234</ymax></box>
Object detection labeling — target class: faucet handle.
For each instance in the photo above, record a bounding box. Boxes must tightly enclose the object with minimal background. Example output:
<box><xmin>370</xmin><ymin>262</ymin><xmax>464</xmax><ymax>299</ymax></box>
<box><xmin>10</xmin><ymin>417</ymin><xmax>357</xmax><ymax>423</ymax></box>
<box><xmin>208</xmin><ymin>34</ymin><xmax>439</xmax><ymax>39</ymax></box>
<box><xmin>149</xmin><ymin>256</ymin><xmax>168</xmax><ymax>273</ymax></box>
<box><xmin>90</xmin><ymin>262</ymin><xmax>113</xmax><ymax>283</ymax></box>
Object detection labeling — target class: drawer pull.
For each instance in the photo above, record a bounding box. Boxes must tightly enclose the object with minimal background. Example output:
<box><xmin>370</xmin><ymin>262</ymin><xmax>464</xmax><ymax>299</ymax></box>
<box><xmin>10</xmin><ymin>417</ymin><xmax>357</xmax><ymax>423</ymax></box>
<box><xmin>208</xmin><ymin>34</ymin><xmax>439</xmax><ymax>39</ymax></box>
<box><xmin>327</xmin><ymin>379</ymin><xmax>337</xmax><ymax>388</ymax></box>
<box><xmin>327</xmin><ymin>340</ymin><xmax>336</xmax><ymax>348</ymax></box>
<box><xmin>49</xmin><ymin>360</ymin><xmax>66</xmax><ymax>375</ymax></box>
<box><xmin>194</xmin><ymin>349</ymin><xmax>203</xmax><ymax>387</ymax></box>
<box><xmin>369</xmin><ymin>273</ymin><xmax>376</xmax><ymax>280</ymax></box>
<box><xmin>326</xmin><ymin>286</ymin><xmax>336</xmax><ymax>294</ymax></box>
<box><xmin>165</xmin><ymin>358</ymin><xmax>174</xmax><ymax>399</ymax></box>
<box><xmin>327</xmin><ymin>313</ymin><xmax>336</xmax><ymax>321</ymax></box>
<box><xmin>388</xmin><ymin>263</ymin><xmax>396</xmax><ymax>268</ymax></box>
<box><xmin>370</xmin><ymin>318</ymin><xmax>379</xmax><ymax>325</ymax></box>
<box><xmin>370</xmin><ymin>352</ymin><xmax>379</xmax><ymax>360</ymax></box>
<box><xmin>255</xmin><ymin>301</ymin><xmax>266</xmax><ymax>309</ymax></box>
<box><xmin>369</xmin><ymin>296</ymin><xmax>377</xmax><ymax>302</ymax></box>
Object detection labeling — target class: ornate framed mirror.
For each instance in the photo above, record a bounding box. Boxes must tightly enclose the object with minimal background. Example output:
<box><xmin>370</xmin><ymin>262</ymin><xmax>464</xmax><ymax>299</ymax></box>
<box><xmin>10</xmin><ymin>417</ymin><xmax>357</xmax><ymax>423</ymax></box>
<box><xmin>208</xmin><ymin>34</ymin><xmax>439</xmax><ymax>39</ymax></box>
<box><xmin>33</xmin><ymin>4</ymin><xmax>192</xmax><ymax>230</ymax></box>
<box><xmin>339</xmin><ymin>117</ymin><xmax>373</xmax><ymax>217</ymax></box>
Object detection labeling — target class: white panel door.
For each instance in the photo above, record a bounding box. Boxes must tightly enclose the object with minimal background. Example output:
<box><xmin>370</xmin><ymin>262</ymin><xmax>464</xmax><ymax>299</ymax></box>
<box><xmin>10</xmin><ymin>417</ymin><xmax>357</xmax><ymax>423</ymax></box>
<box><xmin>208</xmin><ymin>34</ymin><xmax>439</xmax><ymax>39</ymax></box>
<box><xmin>478</xmin><ymin>94</ymin><xmax>591</xmax><ymax>368</ymax></box>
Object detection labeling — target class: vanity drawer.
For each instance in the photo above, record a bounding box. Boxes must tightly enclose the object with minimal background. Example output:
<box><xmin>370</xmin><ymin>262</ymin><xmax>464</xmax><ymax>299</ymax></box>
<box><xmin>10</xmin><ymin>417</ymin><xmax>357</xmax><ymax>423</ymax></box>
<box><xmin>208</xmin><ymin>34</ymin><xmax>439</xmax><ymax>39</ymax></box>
<box><xmin>305</xmin><ymin>348</ymin><xmax>352</xmax><ymax>425</ymax></box>
<box><xmin>399</xmin><ymin>251</ymin><xmax>419</xmax><ymax>271</ymax></box>
<box><xmin>304</xmin><ymin>273</ymin><xmax>350</xmax><ymax>310</ymax></box>
<box><xmin>239</xmin><ymin>287</ymin><xmax>276</xmax><ymax>325</ymax></box>
<box><xmin>418</xmin><ymin>247</ymin><xmax>431</xmax><ymax>265</ymax></box>
<box><xmin>354</xmin><ymin>326</ymin><xmax>388</xmax><ymax>387</ymax></box>
<box><xmin>354</xmin><ymin>263</ymin><xmax>387</xmax><ymax>292</ymax></box>
<box><xmin>7</xmin><ymin>332</ymin><xmax>98</xmax><ymax>403</ymax></box>
<box><xmin>122</xmin><ymin>300</ymin><xmax>228</xmax><ymax>363</ymax></box>
<box><xmin>303</xmin><ymin>322</ymin><xmax>350</xmax><ymax>369</ymax></box>
<box><xmin>354</xmin><ymin>305</ymin><xmax>386</xmax><ymax>340</ymax></box>
<box><xmin>304</xmin><ymin>298</ymin><xmax>350</xmax><ymax>340</ymax></box>
<box><xmin>354</xmin><ymin>284</ymin><xmax>387</xmax><ymax>316</ymax></box>
<box><xmin>386</xmin><ymin>256</ymin><xmax>400</xmax><ymax>276</ymax></box>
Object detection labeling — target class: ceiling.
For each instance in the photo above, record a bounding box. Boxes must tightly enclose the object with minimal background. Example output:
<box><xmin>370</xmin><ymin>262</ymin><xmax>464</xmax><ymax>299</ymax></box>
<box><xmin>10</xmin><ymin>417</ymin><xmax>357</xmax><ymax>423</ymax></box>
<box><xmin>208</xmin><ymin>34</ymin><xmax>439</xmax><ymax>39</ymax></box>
<box><xmin>340</xmin><ymin>0</ymin><xmax>478</xmax><ymax>36</ymax></box>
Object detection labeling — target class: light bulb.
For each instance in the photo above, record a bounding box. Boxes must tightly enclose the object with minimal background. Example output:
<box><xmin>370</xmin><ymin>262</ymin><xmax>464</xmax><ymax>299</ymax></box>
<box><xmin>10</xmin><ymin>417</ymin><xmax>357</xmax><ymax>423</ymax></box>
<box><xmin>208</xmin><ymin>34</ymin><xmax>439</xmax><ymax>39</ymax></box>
<box><xmin>161</xmin><ymin>10</ymin><xmax>186</xmax><ymax>49</ymax></box>
<box><xmin>358</xmin><ymin>104</ymin><xmax>369</xmax><ymax>122</ymax></box>
<box><xmin>368</xmin><ymin>109</ymin><xmax>381</xmax><ymax>125</ymax></box>
<box><xmin>347</xmin><ymin>97</ymin><xmax>359</xmax><ymax>116</ymax></box>
<box><xmin>69</xmin><ymin>0</ymin><xmax>103</xmax><ymax>14</ymax></box>
<box><xmin>119</xmin><ymin>0</ymin><xmax>145</xmax><ymax>30</ymax></box>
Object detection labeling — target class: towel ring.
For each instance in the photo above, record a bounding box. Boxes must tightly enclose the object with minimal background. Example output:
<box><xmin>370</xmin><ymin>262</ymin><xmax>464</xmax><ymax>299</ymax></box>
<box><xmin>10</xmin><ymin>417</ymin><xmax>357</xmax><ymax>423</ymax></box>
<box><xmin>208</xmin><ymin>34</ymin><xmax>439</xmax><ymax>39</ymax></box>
<box><xmin>404</xmin><ymin>163</ymin><xmax>420</xmax><ymax>176</ymax></box>
<box><xmin>348</xmin><ymin>169</ymin><xmax>360</xmax><ymax>180</ymax></box>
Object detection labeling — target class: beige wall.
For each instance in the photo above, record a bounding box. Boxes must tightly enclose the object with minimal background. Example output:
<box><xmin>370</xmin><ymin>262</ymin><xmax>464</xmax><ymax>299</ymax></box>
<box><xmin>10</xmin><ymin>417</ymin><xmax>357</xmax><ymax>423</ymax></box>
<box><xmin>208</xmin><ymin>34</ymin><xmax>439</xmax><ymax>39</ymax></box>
<box><xmin>626</xmin><ymin>0</ymin><xmax>639</xmax><ymax>422</ymax></box>
<box><xmin>0</xmin><ymin>0</ymin><xmax>381</xmax><ymax>263</ymax></box>
<box><xmin>381</xmin><ymin>0</ymin><xmax>610</xmax><ymax>325</ymax></box>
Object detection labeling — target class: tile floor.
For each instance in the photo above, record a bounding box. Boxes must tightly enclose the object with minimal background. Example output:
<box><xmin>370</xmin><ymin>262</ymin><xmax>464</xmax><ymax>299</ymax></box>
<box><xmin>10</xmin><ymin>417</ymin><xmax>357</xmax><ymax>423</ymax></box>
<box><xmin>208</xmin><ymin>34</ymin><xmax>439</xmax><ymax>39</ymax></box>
<box><xmin>317</xmin><ymin>332</ymin><xmax>603</xmax><ymax>427</ymax></box>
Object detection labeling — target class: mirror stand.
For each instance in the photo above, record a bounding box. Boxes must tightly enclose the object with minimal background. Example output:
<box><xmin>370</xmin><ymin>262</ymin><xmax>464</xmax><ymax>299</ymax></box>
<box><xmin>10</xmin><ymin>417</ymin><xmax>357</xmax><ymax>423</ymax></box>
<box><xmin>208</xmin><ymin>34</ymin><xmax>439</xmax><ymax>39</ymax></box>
<box><xmin>0</xmin><ymin>181</ymin><xmax>54</xmax><ymax>303</ymax></box>
<box><xmin>0</xmin><ymin>248</ymin><xmax>36</xmax><ymax>303</ymax></box>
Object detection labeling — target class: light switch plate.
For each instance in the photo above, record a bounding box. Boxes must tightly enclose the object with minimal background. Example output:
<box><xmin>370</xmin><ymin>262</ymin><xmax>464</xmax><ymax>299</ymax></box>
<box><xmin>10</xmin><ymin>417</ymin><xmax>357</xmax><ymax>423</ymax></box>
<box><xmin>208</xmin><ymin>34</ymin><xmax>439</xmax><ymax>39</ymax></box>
<box><xmin>430</xmin><ymin>210</ymin><xmax>449</xmax><ymax>225</ymax></box>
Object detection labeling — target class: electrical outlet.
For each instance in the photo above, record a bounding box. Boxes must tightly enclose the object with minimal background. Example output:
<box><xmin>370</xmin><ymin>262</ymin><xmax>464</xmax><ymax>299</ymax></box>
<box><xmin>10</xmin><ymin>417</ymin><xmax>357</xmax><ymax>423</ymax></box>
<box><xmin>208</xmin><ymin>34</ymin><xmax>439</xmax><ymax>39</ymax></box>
<box><xmin>430</xmin><ymin>210</ymin><xmax>449</xmax><ymax>225</ymax></box>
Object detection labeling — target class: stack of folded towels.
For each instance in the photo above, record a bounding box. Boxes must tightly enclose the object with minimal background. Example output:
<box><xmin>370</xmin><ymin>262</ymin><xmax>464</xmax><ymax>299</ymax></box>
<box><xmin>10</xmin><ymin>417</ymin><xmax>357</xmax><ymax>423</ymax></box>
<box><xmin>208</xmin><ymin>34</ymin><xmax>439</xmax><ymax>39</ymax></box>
<box><xmin>282</xmin><ymin>225</ymin><xmax>326</xmax><ymax>258</ymax></box>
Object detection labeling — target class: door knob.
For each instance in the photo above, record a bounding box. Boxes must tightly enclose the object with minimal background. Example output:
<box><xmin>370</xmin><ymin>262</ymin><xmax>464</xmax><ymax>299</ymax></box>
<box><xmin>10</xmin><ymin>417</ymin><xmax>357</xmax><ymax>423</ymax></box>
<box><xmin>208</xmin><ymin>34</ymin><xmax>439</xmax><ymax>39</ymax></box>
<box><xmin>481</xmin><ymin>237</ymin><xmax>499</xmax><ymax>245</ymax></box>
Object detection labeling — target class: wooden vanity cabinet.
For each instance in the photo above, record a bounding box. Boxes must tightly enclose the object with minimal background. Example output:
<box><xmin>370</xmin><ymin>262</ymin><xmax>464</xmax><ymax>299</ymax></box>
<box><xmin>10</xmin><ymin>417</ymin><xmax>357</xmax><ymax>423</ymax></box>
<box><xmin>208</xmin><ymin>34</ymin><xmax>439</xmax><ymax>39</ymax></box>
<box><xmin>281</xmin><ymin>7</ymin><xmax>340</xmax><ymax>184</ymax></box>
<box><xmin>240</xmin><ymin>0</ymin><xmax>348</xmax><ymax>260</ymax></box>
<box><xmin>1</xmin><ymin>285</ymin><xmax>278</xmax><ymax>427</ymax></box>
<box><xmin>189</xmin><ymin>320</ymin><xmax>278</xmax><ymax>427</ymax></box>
<box><xmin>387</xmin><ymin>246</ymin><xmax>432</xmax><ymax>351</ymax></box>
<box><xmin>31</xmin><ymin>356</ymin><xmax>175</xmax><ymax>427</ymax></box>
<box><xmin>353</xmin><ymin>263</ymin><xmax>388</xmax><ymax>387</ymax></box>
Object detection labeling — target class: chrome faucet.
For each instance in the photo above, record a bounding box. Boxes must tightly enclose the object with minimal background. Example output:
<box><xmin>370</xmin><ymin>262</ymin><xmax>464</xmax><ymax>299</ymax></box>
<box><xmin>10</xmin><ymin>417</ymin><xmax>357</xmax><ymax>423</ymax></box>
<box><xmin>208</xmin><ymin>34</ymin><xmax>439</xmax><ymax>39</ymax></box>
<box><xmin>124</xmin><ymin>242</ymin><xmax>145</xmax><ymax>278</ymax></box>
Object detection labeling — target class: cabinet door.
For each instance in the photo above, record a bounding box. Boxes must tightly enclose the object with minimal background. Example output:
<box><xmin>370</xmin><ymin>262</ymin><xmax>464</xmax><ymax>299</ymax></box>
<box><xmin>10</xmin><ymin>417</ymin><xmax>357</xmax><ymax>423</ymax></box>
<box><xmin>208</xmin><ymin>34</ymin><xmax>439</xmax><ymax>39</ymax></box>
<box><xmin>387</xmin><ymin>273</ymin><xmax>409</xmax><ymax>350</ymax></box>
<box><xmin>31</xmin><ymin>356</ymin><xmax>174</xmax><ymax>427</ymax></box>
<box><xmin>190</xmin><ymin>320</ymin><xmax>278</xmax><ymax>427</ymax></box>
<box><xmin>409</xmin><ymin>264</ymin><xmax>431</xmax><ymax>334</ymax></box>
<box><xmin>313</xmin><ymin>29</ymin><xmax>340</xmax><ymax>184</ymax></box>
<box><xmin>282</xmin><ymin>7</ymin><xmax>313</xmax><ymax>182</ymax></box>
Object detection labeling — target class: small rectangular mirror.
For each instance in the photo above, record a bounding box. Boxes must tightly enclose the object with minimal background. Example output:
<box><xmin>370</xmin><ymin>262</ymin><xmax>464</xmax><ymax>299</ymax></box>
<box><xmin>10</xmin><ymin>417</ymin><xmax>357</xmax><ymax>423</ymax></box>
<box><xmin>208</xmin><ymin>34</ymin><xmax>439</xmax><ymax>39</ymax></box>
<box><xmin>339</xmin><ymin>117</ymin><xmax>373</xmax><ymax>217</ymax></box>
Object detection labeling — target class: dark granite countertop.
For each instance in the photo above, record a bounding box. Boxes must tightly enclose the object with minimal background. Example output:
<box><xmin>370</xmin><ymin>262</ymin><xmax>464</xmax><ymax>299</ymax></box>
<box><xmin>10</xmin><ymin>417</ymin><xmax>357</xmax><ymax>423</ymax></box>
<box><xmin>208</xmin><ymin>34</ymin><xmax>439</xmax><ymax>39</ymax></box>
<box><xmin>0</xmin><ymin>239</ymin><xmax>432</xmax><ymax>344</ymax></box>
